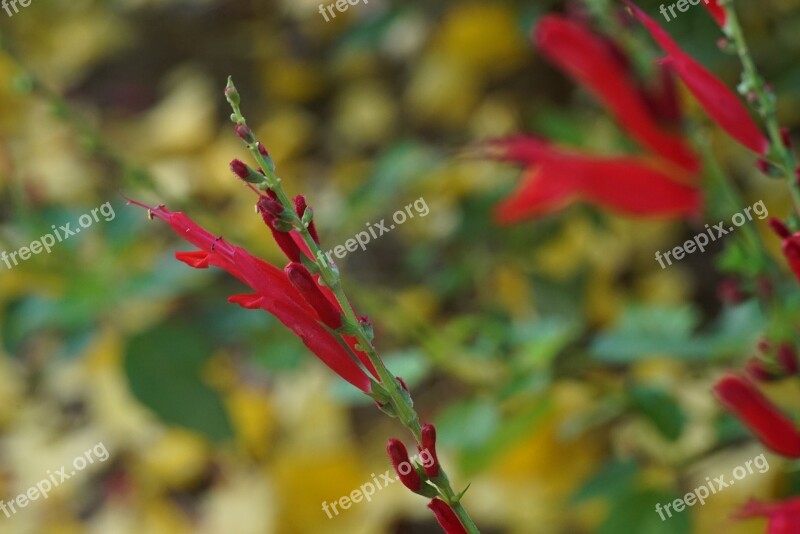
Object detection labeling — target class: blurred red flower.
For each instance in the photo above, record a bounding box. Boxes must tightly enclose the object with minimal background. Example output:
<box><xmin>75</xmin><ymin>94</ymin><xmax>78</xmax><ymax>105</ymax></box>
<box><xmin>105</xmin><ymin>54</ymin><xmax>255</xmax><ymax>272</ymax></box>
<box><xmin>735</xmin><ymin>498</ymin><xmax>800</xmax><ymax>534</ymax></box>
<box><xmin>626</xmin><ymin>1</ymin><xmax>768</xmax><ymax>154</ymax></box>
<box><xmin>713</xmin><ymin>374</ymin><xmax>800</xmax><ymax>458</ymax></box>
<box><xmin>485</xmin><ymin>137</ymin><xmax>700</xmax><ymax>222</ymax></box>
<box><xmin>483</xmin><ymin>14</ymin><xmax>701</xmax><ymax>223</ymax></box>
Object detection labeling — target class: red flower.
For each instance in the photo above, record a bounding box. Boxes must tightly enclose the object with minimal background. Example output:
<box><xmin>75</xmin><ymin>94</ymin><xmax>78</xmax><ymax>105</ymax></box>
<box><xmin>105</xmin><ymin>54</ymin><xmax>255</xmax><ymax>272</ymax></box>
<box><xmin>127</xmin><ymin>200</ymin><xmax>378</xmax><ymax>393</ymax></box>
<box><xmin>701</xmin><ymin>0</ymin><xmax>727</xmax><ymax>28</ymax></box>
<box><xmin>735</xmin><ymin>498</ymin><xmax>800</xmax><ymax>534</ymax></box>
<box><xmin>713</xmin><ymin>374</ymin><xmax>800</xmax><ymax>457</ymax></box>
<box><xmin>428</xmin><ymin>498</ymin><xmax>468</xmax><ymax>534</ymax></box>
<box><xmin>486</xmin><ymin>137</ymin><xmax>701</xmax><ymax>222</ymax></box>
<box><xmin>625</xmin><ymin>1</ymin><xmax>769</xmax><ymax>155</ymax></box>
<box><xmin>534</xmin><ymin>15</ymin><xmax>699</xmax><ymax>172</ymax></box>
<box><xmin>769</xmin><ymin>218</ymin><xmax>800</xmax><ymax>282</ymax></box>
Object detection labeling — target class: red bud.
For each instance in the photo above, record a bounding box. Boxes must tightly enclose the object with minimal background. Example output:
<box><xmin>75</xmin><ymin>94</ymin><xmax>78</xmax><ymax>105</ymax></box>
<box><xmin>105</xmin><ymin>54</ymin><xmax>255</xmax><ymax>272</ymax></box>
<box><xmin>778</xmin><ymin>344</ymin><xmax>799</xmax><ymax>376</ymax></box>
<box><xmin>387</xmin><ymin>439</ymin><xmax>422</xmax><ymax>492</ymax></box>
<box><xmin>234</xmin><ymin>124</ymin><xmax>254</xmax><ymax>143</ymax></box>
<box><xmin>745</xmin><ymin>358</ymin><xmax>778</xmax><ymax>382</ymax></box>
<box><xmin>419</xmin><ymin>424</ymin><xmax>440</xmax><ymax>478</ymax></box>
<box><xmin>781</xmin><ymin>128</ymin><xmax>792</xmax><ymax>148</ymax></box>
<box><xmin>428</xmin><ymin>498</ymin><xmax>468</xmax><ymax>534</ymax></box>
<box><xmin>285</xmin><ymin>262</ymin><xmax>343</xmax><ymax>329</ymax></box>
<box><xmin>257</xmin><ymin>200</ymin><xmax>302</xmax><ymax>263</ymax></box>
<box><xmin>294</xmin><ymin>195</ymin><xmax>320</xmax><ymax>244</ymax></box>
<box><xmin>769</xmin><ymin>218</ymin><xmax>792</xmax><ymax>239</ymax></box>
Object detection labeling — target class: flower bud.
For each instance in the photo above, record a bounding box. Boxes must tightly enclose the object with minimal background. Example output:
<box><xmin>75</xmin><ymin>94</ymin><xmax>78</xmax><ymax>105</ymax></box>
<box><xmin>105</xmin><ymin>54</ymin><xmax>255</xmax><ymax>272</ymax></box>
<box><xmin>778</xmin><ymin>344</ymin><xmax>799</xmax><ymax>376</ymax></box>
<box><xmin>257</xmin><ymin>199</ymin><xmax>303</xmax><ymax>262</ymax></box>
<box><xmin>285</xmin><ymin>262</ymin><xmax>343</xmax><ymax>329</ymax></box>
<box><xmin>294</xmin><ymin>195</ymin><xmax>320</xmax><ymax>244</ymax></box>
<box><xmin>387</xmin><ymin>439</ymin><xmax>422</xmax><ymax>492</ymax></box>
<box><xmin>419</xmin><ymin>423</ymin><xmax>440</xmax><ymax>478</ymax></box>
<box><xmin>428</xmin><ymin>498</ymin><xmax>468</xmax><ymax>534</ymax></box>
<box><xmin>234</xmin><ymin>124</ymin><xmax>255</xmax><ymax>143</ymax></box>
<box><xmin>781</xmin><ymin>128</ymin><xmax>792</xmax><ymax>148</ymax></box>
<box><xmin>745</xmin><ymin>358</ymin><xmax>779</xmax><ymax>382</ymax></box>
<box><xmin>230</xmin><ymin>159</ymin><xmax>264</xmax><ymax>185</ymax></box>
<box><xmin>224</xmin><ymin>78</ymin><xmax>240</xmax><ymax>107</ymax></box>
<box><xmin>768</xmin><ymin>218</ymin><xmax>792</xmax><ymax>239</ymax></box>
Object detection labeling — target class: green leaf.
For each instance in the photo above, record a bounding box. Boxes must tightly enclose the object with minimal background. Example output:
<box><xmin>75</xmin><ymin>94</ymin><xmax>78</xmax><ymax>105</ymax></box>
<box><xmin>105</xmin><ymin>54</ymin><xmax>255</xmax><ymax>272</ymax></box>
<box><xmin>124</xmin><ymin>324</ymin><xmax>233</xmax><ymax>442</ymax></box>
<box><xmin>591</xmin><ymin>305</ymin><xmax>704</xmax><ymax>361</ymax></box>
<box><xmin>571</xmin><ymin>459</ymin><xmax>638</xmax><ymax>504</ymax></box>
<box><xmin>600</xmin><ymin>489</ymin><xmax>691</xmax><ymax>534</ymax></box>
<box><xmin>630</xmin><ymin>386</ymin><xmax>686</xmax><ymax>441</ymax></box>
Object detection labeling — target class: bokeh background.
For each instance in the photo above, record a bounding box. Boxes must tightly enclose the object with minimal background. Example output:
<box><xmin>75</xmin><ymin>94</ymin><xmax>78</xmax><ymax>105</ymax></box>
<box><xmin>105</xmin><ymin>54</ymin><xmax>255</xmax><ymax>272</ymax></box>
<box><xmin>1</xmin><ymin>0</ymin><xmax>800</xmax><ymax>532</ymax></box>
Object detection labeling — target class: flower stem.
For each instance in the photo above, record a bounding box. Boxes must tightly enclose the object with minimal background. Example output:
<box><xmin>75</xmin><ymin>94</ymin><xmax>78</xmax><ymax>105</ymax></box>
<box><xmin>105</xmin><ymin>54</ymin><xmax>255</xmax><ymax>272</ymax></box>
<box><xmin>225</xmin><ymin>78</ymin><xmax>481</xmax><ymax>534</ymax></box>
<box><xmin>720</xmin><ymin>0</ymin><xmax>800</xmax><ymax>213</ymax></box>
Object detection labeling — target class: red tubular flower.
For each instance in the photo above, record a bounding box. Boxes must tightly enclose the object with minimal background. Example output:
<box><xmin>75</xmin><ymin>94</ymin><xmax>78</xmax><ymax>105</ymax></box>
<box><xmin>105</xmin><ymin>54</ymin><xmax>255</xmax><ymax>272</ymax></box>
<box><xmin>486</xmin><ymin>137</ymin><xmax>700</xmax><ymax>222</ymax></box>
<box><xmin>428</xmin><ymin>498</ymin><xmax>468</xmax><ymax>534</ymax></box>
<box><xmin>768</xmin><ymin>218</ymin><xmax>800</xmax><ymax>282</ymax></box>
<box><xmin>534</xmin><ymin>15</ymin><xmax>699</xmax><ymax>172</ymax></box>
<box><xmin>387</xmin><ymin>439</ymin><xmax>422</xmax><ymax>492</ymax></box>
<box><xmin>626</xmin><ymin>2</ymin><xmax>769</xmax><ymax>155</ymax></box>
<box><xmin>735</xmin><ymin>498</ymin><xmax>800</xmax><ymax>534</ymax></box>
<box><xmin>128</xmin><ymin>200</ymin><xmax>376</xmax><ymax>393</ymax></box>
<box><xmin>285</xmin><ymin>262</ymin><xmax>343</xmax><ymax>329</ymax></box>
<box><xmin>701</xmin><ymin>0</ymin><xmax>727</xmax><ymax>28</ymax></box>
<box><xmin>419</xmin><ymin>423</ymin><xmax>440</xmax><ymax>478</ymax></box>
<box><xmin>294</xmin><ymin>195</ymin><xmax>320</xmax><ymax>244</ymax></box>
<box><xmin>713</xmin><ymin>374</ymin><xmax>800</xmax><ymax>457</ymax></box>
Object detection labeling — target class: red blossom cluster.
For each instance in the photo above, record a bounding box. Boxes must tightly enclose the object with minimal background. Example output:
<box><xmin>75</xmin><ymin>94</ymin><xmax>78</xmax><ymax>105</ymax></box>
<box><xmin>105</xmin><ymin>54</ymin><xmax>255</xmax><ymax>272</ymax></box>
<box><xmin>482</xmin><ymin>2</ymin><xmax>768</xmax><ymax>223</ymax></box>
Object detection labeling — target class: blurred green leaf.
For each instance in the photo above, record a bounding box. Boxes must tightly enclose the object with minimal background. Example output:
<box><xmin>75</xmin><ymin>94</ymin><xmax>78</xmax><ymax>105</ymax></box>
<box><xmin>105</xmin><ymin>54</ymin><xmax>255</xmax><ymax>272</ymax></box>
<box><xmin>124</xmin><ymin>324</ymin><xmax>232</xmax><ymax>442</ymax></box>
<box><xmin>571</xmin><ymin>459</ymin><xmax>638</xmax><ymax>504</ymax></box>
<box><xmin>630</xmin><ymin>386</ymin><xmax>686</xmax><ymax>441</ymax></box>
<box><xmin>600</xmin><ymin>489</ymin><xmax>691</xmax><ymax>534</ymax></box>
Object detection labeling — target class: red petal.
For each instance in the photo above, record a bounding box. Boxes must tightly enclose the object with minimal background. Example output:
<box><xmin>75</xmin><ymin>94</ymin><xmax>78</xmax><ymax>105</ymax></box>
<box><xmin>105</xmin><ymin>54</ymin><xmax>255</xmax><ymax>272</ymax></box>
<box><xmin>533</xmin><ymin>15</ymin><xmax>699</xmax><ymax>172</ymax></box>
<box><xmin>489</xmin><ymin>138</ymin><xmax>700</xmax><ymax>222</ymax></box>
<box><xmin>175</xmin><ymin>251</ymin><xmax>210</xmax><ymax>268</ymax></box>
<box><xmin>626</xmin><ymin>2</ymin><xmax>768</xmax><ymax>154</ymax></box>
<box><xmin>228</xmin><ymin>293</ymin><xmax>264</xmax><ymax>309</ymax></box>
<box><xmin>701</xmin><ymin>0</ymin><xmax>727</xmax><ymax>28</ymax></box>
<box><xmin>285</xmin><ymin>262</ymin><xmax>343</xmax><ymax>329</ymax></box>
<box><xmin>713</xmin><ymin>374</ymin><xmax>800</xmax><ymax>457</ymax></box>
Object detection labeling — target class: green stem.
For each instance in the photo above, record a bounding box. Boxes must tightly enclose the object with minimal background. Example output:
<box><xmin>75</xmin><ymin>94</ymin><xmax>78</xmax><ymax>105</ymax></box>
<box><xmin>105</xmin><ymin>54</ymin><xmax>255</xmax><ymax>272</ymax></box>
<box><xmin>226</xmin><ymin>78</ymin><xmax>480</xmax><ymax>534</ymax></box>
<box><xmin>721</xmin><ymin>0</ymin><xmax>800</xmax><ymax>213</ymax></box>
